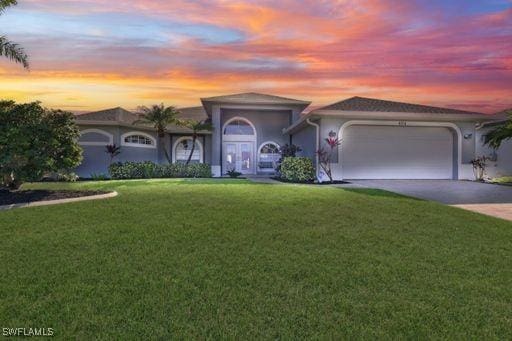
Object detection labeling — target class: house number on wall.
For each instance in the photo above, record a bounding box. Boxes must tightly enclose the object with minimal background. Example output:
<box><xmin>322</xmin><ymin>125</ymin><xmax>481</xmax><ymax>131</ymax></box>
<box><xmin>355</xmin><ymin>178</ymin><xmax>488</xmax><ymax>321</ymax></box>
<box><xmin>398</xmin><ymin>121</ymin><xmax>407</xmax><ymax>127</ymax></box>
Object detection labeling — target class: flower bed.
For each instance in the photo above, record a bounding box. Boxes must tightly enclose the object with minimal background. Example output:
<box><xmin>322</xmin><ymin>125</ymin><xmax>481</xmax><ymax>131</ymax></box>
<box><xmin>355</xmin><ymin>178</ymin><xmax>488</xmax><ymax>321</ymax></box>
<box><xmin>0</xmin><ymin>189</ymin><xmax>110</xmax><ymax>206</ymax></box>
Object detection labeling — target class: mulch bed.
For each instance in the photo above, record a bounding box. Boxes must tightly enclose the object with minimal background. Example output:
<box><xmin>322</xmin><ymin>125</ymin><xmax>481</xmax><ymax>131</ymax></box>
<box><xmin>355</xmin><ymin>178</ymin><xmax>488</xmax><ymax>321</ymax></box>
<box><xmin>271</xmin><ymin>177</ymin><xmax>350</xmax><ymax>185</ymax></box>
<box><xmin>0</xmin><ymin>190</ymin><xmax>109</xmax><ymax>206</ymax></box>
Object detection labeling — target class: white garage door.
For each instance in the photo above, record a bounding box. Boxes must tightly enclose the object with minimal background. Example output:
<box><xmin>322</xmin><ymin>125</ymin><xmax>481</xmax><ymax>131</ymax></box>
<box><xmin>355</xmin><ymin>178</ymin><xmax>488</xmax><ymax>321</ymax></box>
<box><xmin>342</xmin><ymin>125</ymin><xmax>454</xmax><ymax>179</ymax></box>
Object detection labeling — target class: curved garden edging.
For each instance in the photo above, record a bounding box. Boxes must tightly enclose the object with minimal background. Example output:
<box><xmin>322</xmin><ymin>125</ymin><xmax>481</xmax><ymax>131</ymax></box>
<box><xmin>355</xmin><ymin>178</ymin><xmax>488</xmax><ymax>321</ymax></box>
<box><xmin>0</xmin><ymin>191</ymin><xmax>118</xmax><ymax>211</ymax></box>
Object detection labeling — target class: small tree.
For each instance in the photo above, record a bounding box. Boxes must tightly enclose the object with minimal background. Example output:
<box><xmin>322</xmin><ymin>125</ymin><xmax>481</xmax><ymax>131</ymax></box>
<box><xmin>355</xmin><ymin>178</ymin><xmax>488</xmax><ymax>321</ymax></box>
<box><xmin>0</xmin><ymin>100</ymin><xmax>82</xmax><ymax>189</ymax></box>
<box><xmin>180</xmin><ymin>119</ymin><xmax>212</xmax><ymax>165</ymax></box>
<box><xmin>105</xmin><ymin>144</ymin><xmax>121</xmax><ymax>164</ymax></box>
<box><xmin>316</xmin><ymin>131</ymin><xmax>341</xmax><ymax>183</ymax></box>
<box><xmin>134</xmin><ymin>104</ymin><xmax>181</xmax><ymax>163</ymax></box>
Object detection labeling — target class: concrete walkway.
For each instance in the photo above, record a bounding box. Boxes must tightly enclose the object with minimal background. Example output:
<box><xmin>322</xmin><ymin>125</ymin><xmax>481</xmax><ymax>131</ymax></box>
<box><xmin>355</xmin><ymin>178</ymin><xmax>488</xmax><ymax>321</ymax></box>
<box><xmin>452</xmin><ymin>203</ymin><xmax>512</xmax><ymax>221</ymax></box>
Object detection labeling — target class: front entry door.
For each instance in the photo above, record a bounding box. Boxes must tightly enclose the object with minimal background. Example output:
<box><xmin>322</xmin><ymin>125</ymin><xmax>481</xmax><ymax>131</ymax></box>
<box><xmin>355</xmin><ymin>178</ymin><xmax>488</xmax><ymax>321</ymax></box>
<box><xmin>223</xmin><ymin>142</ymin><xmax>254</xmax><ymax>175</ymax></box>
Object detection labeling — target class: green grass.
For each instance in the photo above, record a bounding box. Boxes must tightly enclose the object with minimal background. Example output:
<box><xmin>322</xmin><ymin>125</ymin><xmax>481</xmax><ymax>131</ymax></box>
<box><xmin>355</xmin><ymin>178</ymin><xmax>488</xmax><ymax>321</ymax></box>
<box><xmin>1</xmin><ymin>179</ymin><xmax>511</xmax><ymax>339</ymax></box>
<box><xmin>491</xmin><ymin>176</ymin><xmax>512</xmax><ymax>184</ymax></box>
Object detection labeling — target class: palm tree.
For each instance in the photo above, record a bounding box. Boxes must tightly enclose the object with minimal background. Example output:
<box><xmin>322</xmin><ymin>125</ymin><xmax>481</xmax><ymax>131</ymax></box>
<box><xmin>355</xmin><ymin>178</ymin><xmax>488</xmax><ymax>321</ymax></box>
<box><xmin>181</xmin><ymin>119</ymin><xmax>212</xmax><ymax>165</ymax></box>
<box><xmin>0</xmin><ymin>0</ymin><xmax>29</xmax><ymax>69</ymax></box>
<box><xmin>134</xmin><ymin>104</ymin><xmax>181</xmax><ymax>163</ymax></box>
<box><xmin>485</xmin><ymin>110</ymin><xmax>512</xmax><ymax>149</ymax></box>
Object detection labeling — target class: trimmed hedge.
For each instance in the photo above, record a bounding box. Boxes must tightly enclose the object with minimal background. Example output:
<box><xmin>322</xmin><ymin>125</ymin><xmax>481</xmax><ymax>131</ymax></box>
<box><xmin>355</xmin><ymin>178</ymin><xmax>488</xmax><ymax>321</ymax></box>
<box><xmin>279</xmin><ymin>157</ymin><xmax>315</xmax><ymax>182</ymax></box>
<box><xmin>109</xmin><ymin>161</ymin><xmax>212</xmax><ymax>179</ymax></box>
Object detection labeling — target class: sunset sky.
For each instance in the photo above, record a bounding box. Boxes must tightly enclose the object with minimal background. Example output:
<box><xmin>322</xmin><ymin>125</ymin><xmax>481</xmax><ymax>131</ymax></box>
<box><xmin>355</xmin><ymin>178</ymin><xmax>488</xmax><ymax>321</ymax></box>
<box><xmin>0</xmin><ymin>0</ymin><xmax>511</xmax><ymax>113</ymax></box>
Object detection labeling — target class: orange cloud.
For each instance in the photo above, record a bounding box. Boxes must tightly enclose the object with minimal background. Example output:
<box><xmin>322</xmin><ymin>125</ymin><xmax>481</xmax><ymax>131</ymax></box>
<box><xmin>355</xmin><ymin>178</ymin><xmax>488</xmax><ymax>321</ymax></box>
<box><xmin>1</xmin><ymin>0</ymin><xmax>511</xmax><ymax>113</ymax></box>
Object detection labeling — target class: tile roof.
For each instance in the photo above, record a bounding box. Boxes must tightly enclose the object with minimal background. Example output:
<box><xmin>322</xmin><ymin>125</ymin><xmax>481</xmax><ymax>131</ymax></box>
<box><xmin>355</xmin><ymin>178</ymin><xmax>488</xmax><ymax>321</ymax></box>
<box><xmin>177</xmin><ymin>106</ymin><xmax>208</xmax><ymax>121</ymax></box>
<box><xmin>74</xmin><ymin>106</ymin><xmax>210</xmax><ymax>133</ymax></box>
<box><xmin>317</xmin><ymin>96</ymin><xmax>484</xmax><ymax>115</ymax></box>
<box><xmin>75</xmin><ymin>107</ymin><xmax>138</xmax><ymax>123</ymax></box>
<box><xmin>201</xmin><ymin>92</ymin><xmax>310</xmax><ymax>105</ymax></box>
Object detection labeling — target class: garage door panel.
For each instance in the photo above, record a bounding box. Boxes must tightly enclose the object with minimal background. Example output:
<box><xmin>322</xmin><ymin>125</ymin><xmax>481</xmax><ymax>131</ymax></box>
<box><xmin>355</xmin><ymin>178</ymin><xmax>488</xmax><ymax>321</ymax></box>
<box><xmin>342</xmin><ymin>125</ymin><xmax>454</xmax><ymax>179</ymax></box>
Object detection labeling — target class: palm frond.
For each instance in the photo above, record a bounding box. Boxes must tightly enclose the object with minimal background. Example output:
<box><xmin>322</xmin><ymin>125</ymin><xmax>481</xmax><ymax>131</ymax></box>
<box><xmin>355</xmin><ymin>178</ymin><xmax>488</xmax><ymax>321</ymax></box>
<box><xmin>485</xmin><ymin>124</ymin><xmax>512</xmax><ymax>149</ymax></box>
<box><xmin>0</xmin><ymin>0</ymin><xmax>17</xmax><ymax>13</ymax></box>
<box><xmin>0</xmin><ymin>36</ymin><xmax>29</xmax><ymax>69</ymax></box>
<box><xmin>181</xmin><ymin>119</ymin><xmax>213</xmax><ymax>133</ymax></box>
<box><xmin>133</xmin><ymin>103</ymin><xmax>182</xmax><ymax>135</ymax></box>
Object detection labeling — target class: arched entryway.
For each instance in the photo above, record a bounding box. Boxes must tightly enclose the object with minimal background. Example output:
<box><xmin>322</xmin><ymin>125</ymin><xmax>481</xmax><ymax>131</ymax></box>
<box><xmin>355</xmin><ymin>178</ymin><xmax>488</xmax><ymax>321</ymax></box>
<box><xmin>222</xmin><ymin>117</ymin><xmax>256</xmax><ymax>175</ymax></box>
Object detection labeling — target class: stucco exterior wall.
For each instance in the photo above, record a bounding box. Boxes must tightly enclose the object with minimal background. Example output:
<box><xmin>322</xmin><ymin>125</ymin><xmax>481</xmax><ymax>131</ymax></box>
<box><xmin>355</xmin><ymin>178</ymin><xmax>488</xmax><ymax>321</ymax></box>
<box><xmin>291</xmin><ymin>123</ymin><xmax>316</xmax><ymax>165</ymax></box>
<box><xmin>476</xmin><ymin>127</ymin><xmax>512</xmax><ymax>179</ymax></box>
<box><xmin>75</xmin><ymin>125</ymin><xmax>213</xmax><ymax>178</ymax></box>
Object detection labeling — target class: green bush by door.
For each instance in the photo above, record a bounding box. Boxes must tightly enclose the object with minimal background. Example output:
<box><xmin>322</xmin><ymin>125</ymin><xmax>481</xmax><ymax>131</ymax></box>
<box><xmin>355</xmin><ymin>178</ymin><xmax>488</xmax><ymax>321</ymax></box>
<box><xmin>279</xmin><ymin>157</ymin><xmax>315</xmax><ymax>182</ymax></box>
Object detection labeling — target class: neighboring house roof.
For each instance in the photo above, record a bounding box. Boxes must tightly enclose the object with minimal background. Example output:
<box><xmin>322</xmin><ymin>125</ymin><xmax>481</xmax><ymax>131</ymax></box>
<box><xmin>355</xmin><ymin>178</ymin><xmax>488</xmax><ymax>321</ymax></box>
<box><xmin>74</xmin><ymin>106</ymin><xmax>211</xmax><ymax>134</ymax></box>
<box><xmin>317</xmin><ymin>96</ymin><xmax>484</xmax><ymax>115</ymax></box>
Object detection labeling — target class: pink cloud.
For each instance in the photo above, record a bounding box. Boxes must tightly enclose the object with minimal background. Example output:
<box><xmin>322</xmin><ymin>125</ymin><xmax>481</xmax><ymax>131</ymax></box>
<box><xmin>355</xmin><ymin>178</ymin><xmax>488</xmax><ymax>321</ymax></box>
<box><xmin>1</xmin><ymin>0</ymin><xmax>511</xmax><ymax>113</ymax></box>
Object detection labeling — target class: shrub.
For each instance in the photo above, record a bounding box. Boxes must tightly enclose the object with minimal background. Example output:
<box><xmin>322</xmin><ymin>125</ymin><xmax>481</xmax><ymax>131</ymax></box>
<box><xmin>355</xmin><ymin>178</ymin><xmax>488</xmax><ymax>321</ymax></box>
<box><xmin>470</xmin><ymin>156</ymin><xmax>489</xmax><ymax>181</ymax></box>
<box><xmin>42</xmin><ymin>171</ymin><xmax>79</xmax><ymax>182</ymax></box>
<box><xmin>0</xmin><ymin>100</ymin><xmax>82</xmax><ymax>189</ymax></box>
<box><xmin>90</xmin><ymin>173</ymin><xmax>110</xmax><ymax>181</ymax></box>
<box><xmin>108</xmin><ymin>161</ymin><xmax>212</xmax><ymax>179</ymax></box>
<box><xmin>276</xmin><ymin>144</ymin><xmax>302</xmax><ymax>173</ymax></box>
<box><xmin>226</xmin><ymin>169</ymin><xmax>242</xmax><ymax>178</ymax></box>
<box><xmin>279</xmin><ymin>157</ymin><xmax>315</xmax><ymax>182</ymax></box>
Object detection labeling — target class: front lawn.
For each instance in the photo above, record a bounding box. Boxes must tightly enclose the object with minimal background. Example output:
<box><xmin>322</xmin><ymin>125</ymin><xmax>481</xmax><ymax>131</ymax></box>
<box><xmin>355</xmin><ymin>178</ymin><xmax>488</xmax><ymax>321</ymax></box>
<box><xmin>1</xmin><ymin>179</ymin><xmax>511</xmax><ymax>339</ymax></box>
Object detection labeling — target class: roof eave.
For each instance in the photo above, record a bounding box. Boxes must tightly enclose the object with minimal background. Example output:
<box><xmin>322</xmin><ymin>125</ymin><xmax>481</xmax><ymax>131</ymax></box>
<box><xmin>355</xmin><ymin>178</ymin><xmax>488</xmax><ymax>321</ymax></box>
<box><xmin>309</xmin><ymin>110</ymin><xmax>497</xmax><ymax>122</ymax></box>
<box><xmin>75</xmin><ymin>120</ymin><xmax>212</xmax><ymax>134</ymax></box>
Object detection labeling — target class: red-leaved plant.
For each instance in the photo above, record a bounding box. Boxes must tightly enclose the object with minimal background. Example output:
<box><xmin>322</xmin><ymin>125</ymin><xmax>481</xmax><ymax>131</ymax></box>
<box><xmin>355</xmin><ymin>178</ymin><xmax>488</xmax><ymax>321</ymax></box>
<box><xmin>105</xmin><ymin>144</ymin><xmax>121</xmax><ymax>164</ymax></box>
<box><xmin>316</xmin><ymin>131</ymin><xmax>341</xmax><ymax>183</ymax></box>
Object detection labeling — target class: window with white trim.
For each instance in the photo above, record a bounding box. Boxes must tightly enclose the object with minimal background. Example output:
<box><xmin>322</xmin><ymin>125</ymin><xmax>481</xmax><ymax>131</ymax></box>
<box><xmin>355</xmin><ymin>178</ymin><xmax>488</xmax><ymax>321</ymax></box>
<box><xmin>124</xmin><ymin>134</ymin><xmax>154</xmax><ymax>146</ymax></box>
<box><xmin>174</xmin><ymin>138</ymin><xmax>202</xmax><ymax>164</ymax></box>
<box><xmin>258</xmin><ymin>142</ymin><xmax>280</xmax><ymax>169</ymax></box>
<box><xmin>224</xmin><ymin>119</ymin><xmax>255</xmax><ymax>135</ymax></box>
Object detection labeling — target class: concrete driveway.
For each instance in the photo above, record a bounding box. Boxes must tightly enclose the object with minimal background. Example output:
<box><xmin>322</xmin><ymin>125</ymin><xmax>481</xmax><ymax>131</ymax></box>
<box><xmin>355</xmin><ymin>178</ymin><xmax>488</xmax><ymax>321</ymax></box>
<box><xmin>347</xmin><ymin>180</ymin><xmax>512</xmax><ymax>221</ymax></box>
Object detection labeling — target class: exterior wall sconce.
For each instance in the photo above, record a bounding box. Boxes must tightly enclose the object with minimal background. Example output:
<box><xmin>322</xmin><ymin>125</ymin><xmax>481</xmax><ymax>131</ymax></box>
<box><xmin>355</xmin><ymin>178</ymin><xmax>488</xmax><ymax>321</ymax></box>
<box><xmin>463</xmin><ymin>133</ymin><xmax>473</xmax><ymax>139</ymax></box>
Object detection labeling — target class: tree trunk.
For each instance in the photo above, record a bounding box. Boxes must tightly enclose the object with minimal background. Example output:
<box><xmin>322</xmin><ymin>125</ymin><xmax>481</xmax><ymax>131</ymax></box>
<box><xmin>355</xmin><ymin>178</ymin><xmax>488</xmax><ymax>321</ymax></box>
<box><xmin>186</xmin><ymin>135</ymin><xmax>197</xmax><ymax>165</ymax></box>
<box><xmin>3</xmin><ymin>172</ymin><xmax>22</xmax><ymax>190</ymax></box>
<box><xmin>158</xmin><ymin>135</ymin><xmax>171</xmax><ymax>164</ymax></box>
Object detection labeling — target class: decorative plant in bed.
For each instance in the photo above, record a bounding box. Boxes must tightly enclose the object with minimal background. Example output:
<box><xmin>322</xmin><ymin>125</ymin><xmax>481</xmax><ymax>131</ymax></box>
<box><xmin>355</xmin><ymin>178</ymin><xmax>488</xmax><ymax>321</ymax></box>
<box><xmin>0</xmin><ymin>100</ymin><xmax>111</xmax><ymax>206</ymax></box>
<box><xmin>273</xmin><ymin>136</ymin><xmax>349</xmax><ymax>185</ymax></box>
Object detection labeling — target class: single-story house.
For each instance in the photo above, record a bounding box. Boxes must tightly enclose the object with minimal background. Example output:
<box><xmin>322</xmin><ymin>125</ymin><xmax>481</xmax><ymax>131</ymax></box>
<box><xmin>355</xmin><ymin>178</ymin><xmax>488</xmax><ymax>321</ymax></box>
<box><xmin>75</xmin><ymin>92</ymin><xmax>509</xmax><ymax>180</ymax></box>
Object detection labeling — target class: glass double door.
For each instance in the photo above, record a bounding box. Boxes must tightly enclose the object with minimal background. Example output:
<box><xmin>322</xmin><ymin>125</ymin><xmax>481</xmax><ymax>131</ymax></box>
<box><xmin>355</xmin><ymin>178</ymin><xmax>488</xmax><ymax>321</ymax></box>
<box><xmin>223</xmin><ymin>142</ymin><xmax>254</xmax><ymax>175</ymax></box>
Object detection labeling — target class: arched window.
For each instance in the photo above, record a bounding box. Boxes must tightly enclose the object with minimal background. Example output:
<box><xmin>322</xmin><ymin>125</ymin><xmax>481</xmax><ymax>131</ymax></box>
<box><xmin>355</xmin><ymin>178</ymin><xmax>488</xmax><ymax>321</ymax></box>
<box><xmin>125</xmin><ymin>135</ymin><xmax>153</xmax><ymax>145</ymax></box>
<box><xmin>224</xmin><ymin>119</ymin><xmax>255</xmax><ymax>135</ymax></box>
<box><xmin>79</xmin><ymin>129</ymin><xmax>113</xmax><ymax>146</ymax></box>
<box><xmin>173</xmin><ymin>137</ymin><xmax>203</xmax><ymax>163</ymax></box>
<box><xmin>258</xmin><ymin>142</ymin><xmax>280</xmax><ymax>170</ymax></box>
<box><xmin>121</xmin><ymin>131</ymin><xmax>156</xmax><ymax>148</ymax></box>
